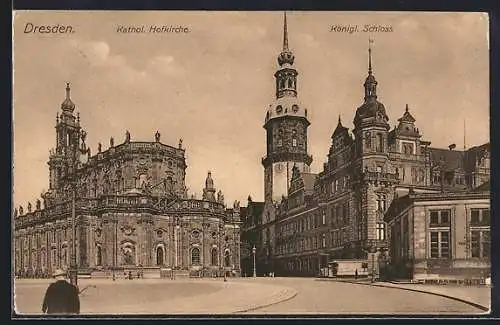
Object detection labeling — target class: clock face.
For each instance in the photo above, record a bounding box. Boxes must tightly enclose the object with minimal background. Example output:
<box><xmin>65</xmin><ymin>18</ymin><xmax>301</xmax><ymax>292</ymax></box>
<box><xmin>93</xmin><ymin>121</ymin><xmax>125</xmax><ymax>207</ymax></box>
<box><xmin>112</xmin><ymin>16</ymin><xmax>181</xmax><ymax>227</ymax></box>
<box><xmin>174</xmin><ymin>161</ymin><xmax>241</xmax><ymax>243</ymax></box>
<box><xmin>274</xmin><ymin>163</ymin><xmax>285</xmax><ymax>173</ymax></box>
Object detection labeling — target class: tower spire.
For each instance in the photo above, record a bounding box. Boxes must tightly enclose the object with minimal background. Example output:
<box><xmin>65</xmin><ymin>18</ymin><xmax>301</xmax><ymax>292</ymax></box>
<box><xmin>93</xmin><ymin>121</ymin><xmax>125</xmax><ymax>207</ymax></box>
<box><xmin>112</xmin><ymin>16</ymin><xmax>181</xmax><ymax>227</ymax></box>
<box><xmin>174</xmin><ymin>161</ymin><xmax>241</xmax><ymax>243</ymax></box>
<box><xmin>368</xmin><ymin>37</ymin><xmax>374</xmax><ymax>75</ymax></box>
<box><xmin>66</xmin><ymin>82</ymin><xmax>71</xmax><ymax>99</ymax></box>
<box><xmin>283</xmin><ymin>11</ymin><xmax>289</xmax><ymax>51</ymax></box>
<box><xmin>277</xmin><ymin>12</ymin><xmax>294</xmax><ymax>66</ymax></box>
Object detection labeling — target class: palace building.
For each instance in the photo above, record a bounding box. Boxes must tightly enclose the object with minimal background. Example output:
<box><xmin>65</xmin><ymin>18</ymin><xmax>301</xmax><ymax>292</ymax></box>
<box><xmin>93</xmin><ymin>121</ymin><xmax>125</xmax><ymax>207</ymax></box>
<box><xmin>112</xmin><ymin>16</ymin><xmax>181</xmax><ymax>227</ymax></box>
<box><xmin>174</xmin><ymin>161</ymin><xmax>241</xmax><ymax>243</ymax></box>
<box><xmin>13</xmin><ymin>84</ymin><xmax>241</xmax><ymax>278</ymax></box>
<box><xmin>241</xmin><ymin>14</ymin><xmax>490</xmax><ymax>280</ymax></box>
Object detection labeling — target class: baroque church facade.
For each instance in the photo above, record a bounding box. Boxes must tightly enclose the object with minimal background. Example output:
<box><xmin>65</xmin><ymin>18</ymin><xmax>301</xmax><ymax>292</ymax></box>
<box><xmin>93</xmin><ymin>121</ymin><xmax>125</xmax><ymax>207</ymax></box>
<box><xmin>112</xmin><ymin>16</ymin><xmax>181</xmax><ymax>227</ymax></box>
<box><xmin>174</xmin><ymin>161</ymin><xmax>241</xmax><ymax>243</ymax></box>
<box><xmin>13</xmin><ymin>84</ymin><xmax>241</xmax><ymax>278</ymax></box>
<box><xmin>241</xmin><ymin>14</ymin><xmax>490</xmax><ymax>278</ymax></box>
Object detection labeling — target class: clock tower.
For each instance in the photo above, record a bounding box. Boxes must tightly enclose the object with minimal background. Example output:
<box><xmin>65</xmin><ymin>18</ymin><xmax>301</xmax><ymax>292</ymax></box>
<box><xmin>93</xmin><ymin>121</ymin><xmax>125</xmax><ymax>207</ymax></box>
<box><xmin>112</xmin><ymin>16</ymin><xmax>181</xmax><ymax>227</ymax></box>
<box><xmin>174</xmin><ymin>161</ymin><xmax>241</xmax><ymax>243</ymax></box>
<box><xmin>262</xmin><ymin>13</ymin><xmax>312</xmax><ymax>204</ymax></box>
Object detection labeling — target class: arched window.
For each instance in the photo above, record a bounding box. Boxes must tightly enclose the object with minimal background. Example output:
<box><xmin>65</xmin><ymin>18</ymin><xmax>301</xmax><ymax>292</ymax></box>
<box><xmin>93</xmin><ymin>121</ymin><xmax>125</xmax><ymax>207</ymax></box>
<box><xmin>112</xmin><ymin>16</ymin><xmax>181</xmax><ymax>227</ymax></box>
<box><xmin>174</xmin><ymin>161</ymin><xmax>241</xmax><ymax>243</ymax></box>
<box><xmin>156</xmin><ymin>246</ymin><xmax>164</xmax><ymax>266</ymax></box>
<box><xmin>191</xmin><ymin>247</ymin><xmax>200</xmax><ymax>265</ymax></box>
<box><xmin>376</xmin><ymin>133</ymin><xmax>384</xmax><ymax>152</ymax></box>
<box><xmin>211</xmin><ymin>248</ymin><xmax>218</xmax><ymax>265</ymax></box>
<box><xmin>288</xmin><ymin>78</ymin><xmax>293</xmax><ymax>88</ymax></box>
<box><xmin>277</xmin><ymin>129</ymin><xmax>284</xmax><ymax>147</ymax></box>
<box><xmin>365</xmin><ymin>132</ymin><xmax>371</xmax><ymax>148</ymax></box>
<box><xmin>96</xmin><ymin>246</ymin><xmax>102</xmax><ymax>266</ymax></box>
<box><xmin>224</xmin><ymin>250</ymin><xmax>231</xmax><ymax>267</ymax></box>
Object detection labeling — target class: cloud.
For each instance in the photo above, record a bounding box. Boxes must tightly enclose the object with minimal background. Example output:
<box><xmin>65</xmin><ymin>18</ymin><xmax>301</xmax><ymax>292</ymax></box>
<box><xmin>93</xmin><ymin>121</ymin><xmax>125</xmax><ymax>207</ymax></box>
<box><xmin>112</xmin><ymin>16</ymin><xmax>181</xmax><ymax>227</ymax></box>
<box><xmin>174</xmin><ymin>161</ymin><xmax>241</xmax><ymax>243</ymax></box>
<box><xmin>148</xmin><ymin>55</ymin><xmax>184</xmax><ymax>77</ymax></box>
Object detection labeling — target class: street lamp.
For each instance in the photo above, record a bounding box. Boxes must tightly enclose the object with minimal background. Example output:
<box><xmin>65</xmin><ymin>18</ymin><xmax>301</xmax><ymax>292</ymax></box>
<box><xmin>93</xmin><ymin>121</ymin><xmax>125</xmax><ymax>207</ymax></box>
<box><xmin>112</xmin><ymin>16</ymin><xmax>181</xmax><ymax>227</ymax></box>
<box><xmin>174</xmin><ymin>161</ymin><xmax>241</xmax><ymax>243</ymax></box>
<box><xmin>69</xmin><ymin>131</ymin><xmax>80</xmax><ymax>287</ymax></box>
<box><xmin>252</xmin><ymin>245</ymin><xmax>257</xmax><ymax>277</ymax></box>
<box><xmin>112</xmin><ymin>215</ymin><xmax>117</xmax><ymax>281</ymax></box>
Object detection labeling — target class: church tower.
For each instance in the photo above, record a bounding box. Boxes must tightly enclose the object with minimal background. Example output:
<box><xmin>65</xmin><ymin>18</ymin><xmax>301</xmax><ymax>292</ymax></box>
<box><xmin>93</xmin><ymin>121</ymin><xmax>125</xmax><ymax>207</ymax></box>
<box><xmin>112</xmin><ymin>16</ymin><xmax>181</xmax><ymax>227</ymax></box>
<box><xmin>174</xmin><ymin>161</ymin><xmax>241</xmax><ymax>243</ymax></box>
<box><xmin>47</xmin><ymin>83</ymin><xmax>81</xmax><ymax>193</ymax></box>
<box><xmin>262</xmin><ymin>12</ymin><xmax>312</xmax><ymax>204</ymax></box>
<box><xmin>352</xmin><ymin>40</ymin><xmax>397</xmax><ymax>253</ymax></box>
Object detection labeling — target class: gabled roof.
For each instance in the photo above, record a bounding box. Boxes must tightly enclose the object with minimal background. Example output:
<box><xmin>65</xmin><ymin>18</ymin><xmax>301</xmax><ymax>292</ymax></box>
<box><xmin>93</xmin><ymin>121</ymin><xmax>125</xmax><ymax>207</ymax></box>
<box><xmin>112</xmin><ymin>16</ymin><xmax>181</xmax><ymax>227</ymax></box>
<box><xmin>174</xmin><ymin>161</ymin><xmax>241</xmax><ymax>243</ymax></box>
<box><xmin>301</xmin><ymin>172</ymin><xmax>318</xmax><ymax>195</ymax></box>
<box><xmin>331</xmin><ymin>116</ymin><xmax>349</xmax><ymax>139</ymax></box>
<box><xmin>475</xmin><ymin>180</ymin><xmax>490</xmax><ymax>192</ymax></box>
<box><xmin>397</xmin><ymin>104</ymin><xmax>416</xmax><ymax>123</ymax></box>
<box><xmin>464</xmin><ymin>143</ymin><xmax>490</xmax><ymax>171</ymax></box>
<box><xmin>428</xmin><ymin>147</ymin><xmax>464</xmax><ymax>171</ymax></box>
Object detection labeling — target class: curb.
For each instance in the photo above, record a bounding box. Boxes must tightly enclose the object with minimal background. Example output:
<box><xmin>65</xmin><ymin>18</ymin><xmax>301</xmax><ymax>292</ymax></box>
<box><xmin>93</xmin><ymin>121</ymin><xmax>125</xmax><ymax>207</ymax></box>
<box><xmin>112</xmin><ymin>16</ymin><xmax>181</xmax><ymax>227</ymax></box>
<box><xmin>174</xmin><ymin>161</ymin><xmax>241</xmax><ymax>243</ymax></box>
<box><xmin>233</xmin><ymin>287</ymin><xmax>298</xmax><ymax>313</ymax></box>
<box><xmin>316</xmin><ymin>278</ymin><xmax>489</xmax><ymax>312</ymax></box>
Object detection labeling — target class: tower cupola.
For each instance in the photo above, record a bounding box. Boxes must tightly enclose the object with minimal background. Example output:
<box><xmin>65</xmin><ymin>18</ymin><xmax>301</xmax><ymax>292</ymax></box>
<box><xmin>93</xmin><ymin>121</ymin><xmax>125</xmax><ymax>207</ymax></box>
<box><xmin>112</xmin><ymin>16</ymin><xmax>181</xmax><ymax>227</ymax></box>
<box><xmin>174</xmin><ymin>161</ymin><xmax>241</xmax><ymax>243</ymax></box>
<box><xmin>61</xmin><ymin>82</ymin><xmax>76</xmax><ymax>114</ymax></box>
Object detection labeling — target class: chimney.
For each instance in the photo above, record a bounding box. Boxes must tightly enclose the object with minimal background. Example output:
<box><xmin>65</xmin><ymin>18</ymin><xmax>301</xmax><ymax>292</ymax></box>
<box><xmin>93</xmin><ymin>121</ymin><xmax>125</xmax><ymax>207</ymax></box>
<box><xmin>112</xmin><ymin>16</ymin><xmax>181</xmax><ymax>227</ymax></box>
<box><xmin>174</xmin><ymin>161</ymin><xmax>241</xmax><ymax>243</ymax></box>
<box><xmin>449</xmin><ymin>144</ymin><xmax>456</xmax><ymax>150</ymax></box>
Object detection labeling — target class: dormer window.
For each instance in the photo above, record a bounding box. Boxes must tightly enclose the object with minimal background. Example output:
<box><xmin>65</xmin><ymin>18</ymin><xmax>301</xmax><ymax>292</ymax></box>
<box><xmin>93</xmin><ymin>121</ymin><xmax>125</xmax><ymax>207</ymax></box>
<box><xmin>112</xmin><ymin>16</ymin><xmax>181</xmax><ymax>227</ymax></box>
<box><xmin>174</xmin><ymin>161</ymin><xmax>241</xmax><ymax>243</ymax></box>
<box><xmin>276</xmin><ymin>105</ymin><xmax>283</xmax><ymax>114</ymax></box>
<box><xmin>292</xmin><ymin>104</ymin><xmax>299</xmax><ymax>112</ymax></box>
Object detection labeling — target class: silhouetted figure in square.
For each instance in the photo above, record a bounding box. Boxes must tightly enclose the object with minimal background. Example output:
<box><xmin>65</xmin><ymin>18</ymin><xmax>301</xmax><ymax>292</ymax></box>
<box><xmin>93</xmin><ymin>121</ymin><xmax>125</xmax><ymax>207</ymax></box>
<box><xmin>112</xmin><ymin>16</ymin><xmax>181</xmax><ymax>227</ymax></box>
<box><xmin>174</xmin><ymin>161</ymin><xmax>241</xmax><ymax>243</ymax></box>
<box><xmin>42</xmin><ymin>269</ymin><xmax>80</xmax><ymax>315</ymax></box>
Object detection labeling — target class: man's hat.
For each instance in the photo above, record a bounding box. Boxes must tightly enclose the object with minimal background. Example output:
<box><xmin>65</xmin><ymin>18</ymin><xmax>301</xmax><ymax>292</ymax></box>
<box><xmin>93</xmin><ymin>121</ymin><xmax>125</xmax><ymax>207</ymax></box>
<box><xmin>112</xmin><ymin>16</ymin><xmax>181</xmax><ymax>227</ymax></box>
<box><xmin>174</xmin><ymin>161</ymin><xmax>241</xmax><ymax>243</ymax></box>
<box><xmin>53</xmin><ymin>268</ymin><xmax>66</xmax><ymax>277</ymax></box>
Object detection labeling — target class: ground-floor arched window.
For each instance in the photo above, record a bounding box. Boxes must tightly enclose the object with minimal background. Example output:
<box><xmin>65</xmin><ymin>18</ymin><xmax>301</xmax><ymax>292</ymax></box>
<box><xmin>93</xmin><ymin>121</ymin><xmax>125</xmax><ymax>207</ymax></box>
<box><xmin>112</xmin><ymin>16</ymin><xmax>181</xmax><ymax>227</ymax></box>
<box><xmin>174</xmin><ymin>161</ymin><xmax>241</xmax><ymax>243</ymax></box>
<box><xmin>211</xmin><ymin>248</ymin><xmax>218</xmax><ymax>265</ymax></box>
<box><xmin>156</xmin><ymin>246</ymin><xmax>164</xmax><ymax>266</ymax></box>
<box><xmin>224</xmin><ymin>250</ymin><xmax>231</xmax><ymax>267</ymax></box>
<box><xmin>191</xmin><ymin>247</ymin><xmax>200</xmax><ymax>265</ymax></box>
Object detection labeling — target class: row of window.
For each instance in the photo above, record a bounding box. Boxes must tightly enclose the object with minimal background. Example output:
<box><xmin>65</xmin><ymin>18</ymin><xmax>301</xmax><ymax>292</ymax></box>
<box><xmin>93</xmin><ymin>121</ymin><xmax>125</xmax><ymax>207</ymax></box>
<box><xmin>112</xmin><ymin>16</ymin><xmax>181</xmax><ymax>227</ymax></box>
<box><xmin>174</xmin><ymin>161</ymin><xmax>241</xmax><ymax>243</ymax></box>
<box><xmin>429</xmin><ymin>209</ymin><xmax>490</xmax><ymax>227</ymax></box>
<box><xmin>329</xmin><ymin>176</ymin><xmax>350</xmax><ymax>195</ymax></box>
<box><xmin>279</xmin><ymin>211</ymin><xmax>325</xmax><ymax>237</ymax></box>
<box><xmin>277</xmin><ymin>222</ymin><xmax>387</xmax><ymax>256</ymax></box>
<box><xmin>429</xmin><ymin>230</ymin><xmax>490</xmax><ymax>259</ymax></box>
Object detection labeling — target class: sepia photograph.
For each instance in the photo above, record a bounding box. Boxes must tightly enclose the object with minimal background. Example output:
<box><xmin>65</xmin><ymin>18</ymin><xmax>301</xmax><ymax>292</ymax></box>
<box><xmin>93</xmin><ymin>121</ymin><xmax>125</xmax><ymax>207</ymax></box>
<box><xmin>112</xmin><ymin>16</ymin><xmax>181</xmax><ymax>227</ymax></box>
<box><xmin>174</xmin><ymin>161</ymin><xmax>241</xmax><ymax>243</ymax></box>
<box><xmin>12</xmin><ymin>10</ymin><xmax>491</xmax><ymax>316</ymax></box>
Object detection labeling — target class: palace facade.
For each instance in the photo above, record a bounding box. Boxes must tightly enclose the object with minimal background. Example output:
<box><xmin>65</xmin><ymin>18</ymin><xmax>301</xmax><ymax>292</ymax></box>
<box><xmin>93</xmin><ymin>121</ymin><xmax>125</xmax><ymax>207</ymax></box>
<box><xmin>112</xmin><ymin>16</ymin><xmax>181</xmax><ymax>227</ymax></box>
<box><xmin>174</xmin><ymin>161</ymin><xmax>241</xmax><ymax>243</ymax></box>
<box><xmin>241</xmin><ymin>14</ymin><xmax>490</xmax><ymax>279</ymax></box>
<box><xmin>13</xmin><ymin>84</ymin><xmax>241</xmax><ymax>278</ymax></box>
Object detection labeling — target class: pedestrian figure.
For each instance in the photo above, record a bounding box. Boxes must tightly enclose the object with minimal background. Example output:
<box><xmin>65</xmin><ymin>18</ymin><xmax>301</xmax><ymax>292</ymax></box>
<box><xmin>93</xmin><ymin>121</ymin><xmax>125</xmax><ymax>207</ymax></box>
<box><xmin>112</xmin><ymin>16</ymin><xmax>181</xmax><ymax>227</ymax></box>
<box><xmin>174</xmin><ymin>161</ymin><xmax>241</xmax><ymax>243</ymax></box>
<box><xmin>128</xmin><ymin>271</ymin><xmax>133</xmax><ymax>280</ymax></box>
<box><xmin>355</xmin><ymin>269</ymin><xmax>358</xmax><ymax>280</ymax></box>
<box><xmin>42</xmin><ymin>269</ymin><xmax>80</xmax><ymax>315</ymax></box>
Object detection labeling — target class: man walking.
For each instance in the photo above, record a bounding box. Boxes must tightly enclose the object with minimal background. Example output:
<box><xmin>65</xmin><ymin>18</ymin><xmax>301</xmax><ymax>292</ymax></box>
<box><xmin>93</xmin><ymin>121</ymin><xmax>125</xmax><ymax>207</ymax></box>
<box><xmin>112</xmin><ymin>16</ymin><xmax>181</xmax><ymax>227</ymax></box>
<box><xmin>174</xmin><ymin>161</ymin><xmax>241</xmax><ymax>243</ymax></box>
<box><xmin>42</xmin><ymin>269</ymin><xmax>80</xmax><ymax>315</ymax></box>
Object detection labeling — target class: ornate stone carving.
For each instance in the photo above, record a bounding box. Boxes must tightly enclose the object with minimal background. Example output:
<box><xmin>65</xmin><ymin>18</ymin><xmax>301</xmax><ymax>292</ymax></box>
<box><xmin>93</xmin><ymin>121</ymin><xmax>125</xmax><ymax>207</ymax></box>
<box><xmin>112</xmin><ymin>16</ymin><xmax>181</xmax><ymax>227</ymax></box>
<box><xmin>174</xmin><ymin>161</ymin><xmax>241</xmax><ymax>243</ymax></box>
<box><xmin>121</xmin><ymin>224</ymin><xmax>136</xmax><ymax>236</ymax></box>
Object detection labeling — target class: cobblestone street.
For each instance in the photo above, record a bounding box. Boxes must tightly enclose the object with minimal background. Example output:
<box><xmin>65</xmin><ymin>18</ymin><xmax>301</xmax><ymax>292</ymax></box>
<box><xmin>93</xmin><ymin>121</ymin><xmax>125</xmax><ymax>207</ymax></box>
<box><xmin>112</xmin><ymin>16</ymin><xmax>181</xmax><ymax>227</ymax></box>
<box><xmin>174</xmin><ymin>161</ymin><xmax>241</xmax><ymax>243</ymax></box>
<box><xmin>13</xmin><ymin>277</ymin><xmax>489</xmax><ymax>315</ymax></box>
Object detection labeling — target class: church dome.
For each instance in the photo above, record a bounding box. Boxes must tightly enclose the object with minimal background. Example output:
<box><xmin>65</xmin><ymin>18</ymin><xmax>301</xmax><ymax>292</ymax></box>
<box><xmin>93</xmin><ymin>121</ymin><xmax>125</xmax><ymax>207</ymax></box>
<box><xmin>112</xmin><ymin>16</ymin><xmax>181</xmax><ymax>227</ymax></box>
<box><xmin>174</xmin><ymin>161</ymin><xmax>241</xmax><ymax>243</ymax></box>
<box><xmin>265</xmin><ymin>96</ymin><xmax>307</xmax><ymax>123</ymax></box>
<box><xmin>354</xmin><ymin>99</ymin><xmax>388</xmax><ymax>124</ymax></box>
<box><xmin>61</xmin><ymin>83</ymin><xmax>76</xmax><ymax>113</ymax></box>
<box><xmin>278</xmin><ymin>50</ymin><xmax>294</xmax><ymax>66</ymax></box>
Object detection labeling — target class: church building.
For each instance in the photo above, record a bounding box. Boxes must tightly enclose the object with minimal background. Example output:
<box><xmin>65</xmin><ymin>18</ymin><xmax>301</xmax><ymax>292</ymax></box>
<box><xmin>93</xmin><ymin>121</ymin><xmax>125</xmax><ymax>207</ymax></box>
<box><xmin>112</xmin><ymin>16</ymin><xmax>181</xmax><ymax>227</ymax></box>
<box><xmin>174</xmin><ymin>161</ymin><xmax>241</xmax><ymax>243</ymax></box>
<box><xmin>13</xmin><ymin>83</ymin><xmax>241</xmax><ymax>279</ymax></box>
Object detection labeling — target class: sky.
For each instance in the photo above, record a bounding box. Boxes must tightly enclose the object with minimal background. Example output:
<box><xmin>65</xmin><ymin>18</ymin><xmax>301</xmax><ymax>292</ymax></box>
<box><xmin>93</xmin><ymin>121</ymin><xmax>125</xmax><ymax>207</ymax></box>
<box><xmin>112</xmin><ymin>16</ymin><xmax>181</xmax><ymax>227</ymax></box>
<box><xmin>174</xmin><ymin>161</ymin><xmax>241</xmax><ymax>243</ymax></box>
<box><xmin>12</xmin><ymin>11</ymin><xmax>490</xmax><ymax>209</ymax></box>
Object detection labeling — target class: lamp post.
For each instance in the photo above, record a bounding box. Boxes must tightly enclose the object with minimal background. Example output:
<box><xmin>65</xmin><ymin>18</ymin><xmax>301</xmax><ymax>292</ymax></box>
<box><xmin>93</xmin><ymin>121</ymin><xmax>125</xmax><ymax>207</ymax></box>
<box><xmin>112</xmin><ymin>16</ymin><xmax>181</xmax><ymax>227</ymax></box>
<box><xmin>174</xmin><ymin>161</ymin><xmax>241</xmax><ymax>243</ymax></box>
<box><xmin>371</xmin><ymin>249</ymin><xmax>375</xmax><ymax>283</ymax></box>
<box><xmin>112</xmin><ymin>215</ymin><xmax>117</xmax><ymax>281</ymax></box>
<box><xmin>69</xmin><ymin>131</ymin><xmax>80</xmax><ymax>287</ymax></box>
<box><xmin>252</xmin><ymin>245</ymin><xmax>257</xmax><ymax>277</ymax></box>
